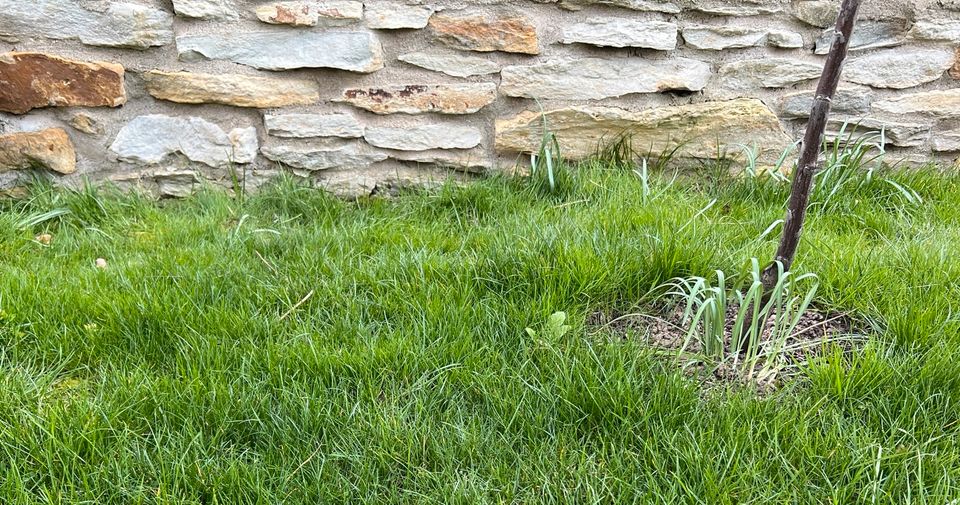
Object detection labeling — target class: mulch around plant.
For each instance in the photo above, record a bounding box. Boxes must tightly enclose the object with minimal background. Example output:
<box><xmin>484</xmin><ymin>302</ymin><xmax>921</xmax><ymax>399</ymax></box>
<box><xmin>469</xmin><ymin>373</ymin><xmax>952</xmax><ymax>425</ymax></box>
<box><xmin>588</xmin><ymin>305</ymin><xmax>862</xmax><ymax>392</ymax></box>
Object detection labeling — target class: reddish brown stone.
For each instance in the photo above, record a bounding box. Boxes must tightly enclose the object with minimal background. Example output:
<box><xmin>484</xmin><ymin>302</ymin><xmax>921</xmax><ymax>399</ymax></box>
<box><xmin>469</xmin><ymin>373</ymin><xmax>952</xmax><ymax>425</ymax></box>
<box><xmin>0</xmin><ymin>52</ymin><xmax>126</xmax><ymax>114</ymax></box>
<box><xmin>429</xmin><ymin>14</ymin><xmax>539</xmax><ymax>55</ymax></box>
<box><xmin>0</xmin><ymin>129</ymin><xmax>77</xmax><ymax>175</ymax></box>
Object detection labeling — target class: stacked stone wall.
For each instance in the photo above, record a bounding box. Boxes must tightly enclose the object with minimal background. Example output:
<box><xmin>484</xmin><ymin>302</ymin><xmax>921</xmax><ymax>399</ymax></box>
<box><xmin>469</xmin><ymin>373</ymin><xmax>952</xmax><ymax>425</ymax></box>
<box><xmin>1</xmin><ymin>0</ymin><xmax>959</xmax><ymax>197</ymax></box>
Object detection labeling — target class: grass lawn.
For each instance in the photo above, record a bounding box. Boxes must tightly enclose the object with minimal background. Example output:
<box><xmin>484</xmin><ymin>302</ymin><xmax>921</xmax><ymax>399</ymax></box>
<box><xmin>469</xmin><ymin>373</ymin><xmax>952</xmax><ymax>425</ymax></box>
<box><xmin>2</xmin><ymin>158</ymin><xmax>960</xmax><ymax>503</ymax></box>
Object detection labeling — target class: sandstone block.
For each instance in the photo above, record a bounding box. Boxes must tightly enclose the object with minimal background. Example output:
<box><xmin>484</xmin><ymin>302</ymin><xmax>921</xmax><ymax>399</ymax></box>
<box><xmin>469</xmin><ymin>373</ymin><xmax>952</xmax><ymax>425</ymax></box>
<box><xmin>0</xmin><ymin>129</ymin><xmax>76</xmax><ymax>175</ymax></box>
<box><xmin>338</xmin><ymin>83</ymin><xmax>497</xmax><ymax>114</ymax></box>
<box><xmin>365</xmin><ymin>2</ymin><xmax>433</xmax><ymax>29</ymax></box>
<box><xmin>495</xmin><ymin>99</ymin><xmax>790</xmax><ymax>165</ymax></box>
<box><xmin>429</xmin><ymin>14</ymin><xmax>540</xmax><ymax>54</ymax></box>
<box><xmin>500</xmin><ymin>57</ymin><xmax>711</xmax><ymax>100</ymax></box>
<box><xmin>143</xmin><ymin>71</ymin><xmax>319</xmax><ymax>108</ymax></box>
<box><xmin>255</xmin><ymin>1</ymin><xmax>363</xmax><ymax>26</ymax></box>
<box><xmin>0</xmin><ymin>52</ymin><xmax>126</xmax><ymax>114</ymax></box>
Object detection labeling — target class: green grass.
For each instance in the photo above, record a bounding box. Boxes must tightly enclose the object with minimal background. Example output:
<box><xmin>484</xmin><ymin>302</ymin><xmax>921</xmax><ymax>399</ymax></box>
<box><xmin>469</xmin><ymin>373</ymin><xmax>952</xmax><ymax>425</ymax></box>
<box><xmin>2</xmin><ymin>160</ymin><xmax>960</xmax><ymax>503</ymax></box>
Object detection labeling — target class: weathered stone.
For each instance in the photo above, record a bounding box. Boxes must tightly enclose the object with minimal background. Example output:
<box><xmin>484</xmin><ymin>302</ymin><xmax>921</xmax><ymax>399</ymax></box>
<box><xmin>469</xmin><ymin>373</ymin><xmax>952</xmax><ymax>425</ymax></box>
<box><xmin>562</xmin><ymin>19</ymin><xmax>677</xmax><ymax>50</ymax></box>
<box><xmin>0</xmin><ymin>129</ymin><xmax>76</xmax><ymax>175</ymax></box>
<box><xmin>719</xmin><ymin>58</ymin><xmax>822</xmax><ymax>89</ymax></box>
<box><xmin>500</xmin><ymin>57</ymin><xmax>711</xmax><ymax>100</ymax></box>
<box><xmin>337</xmin><ymin>83</ymin><xmax>497</xmax><ymax>114</ymax></box>
<box><xmin>495</xmin><ymin>98</ymin><xmax>791</xmax><ymax>165</ymax></box>
<box><xmin>951</xmin><ymin>48</ymin><xmax>960</xmax><ymax>79</ymax></box>
<box><xmin>264</xmin><ymin>113</ymin><xmax>364</xmax><ymax>138</ymax></box>
<box><xmin>844</xmin><ymin>48</ymin><xmax>954</xmax><ymax>89</ymax></box>
<box><xmin>0</xmin><ymin>52</ymin><xmax>126</xmax><ymax>114</ymax></box>
<box><xmin>398</xmin><ymin>52</ymin><xmax>501</xmax><ymax>77</ymax></box>
<box><xmin>780</xmin><ymin>87</ymin><xmax>872</xmax><ymax>118</ymax></box>
<box><xmin>767</xmin><ymin>30</ymin><xmax>805</xmax><ymax>48</ymax></box>
<box><xmin>0</xmin><ymin>0</ymin><xmax>173</xmax><ymax>49</ymax></box>
<box><xmin>154</xmin><ymin>172</ymin><xmax>199</xmax><ymax>198</ymax></box>
<box><xmin>70</xmin><ymin>114</ymin><xmax>101</xmax><ymax>135</ymax></box>
<box><xmin>682</xmin><ymin>25</ymin><xmax>767</xmax><ymax>50</ymax></box>
<box><xmin>558</xmin><ymin>0</ymin><xmax>681</xmax><ymax>13</ymax></box>
<box><xmin>110</xmin><ymin>116</ymin><xmax>258</xmax><ymax>168</ymax></box>
<box><xmin>689</xmin><ymin>1</ymin><xmax>782</xmax><ymax>16</ymax></box>
<box><xmin>364</xmin><ymin>125</ymin><xmax>483</xmax><ymax>151</ymax></box>
<box><xmin>261</xmin><ymin>140</ymin><xmax>387</xmax><ymax>170</ymax></box>
<box><xmin>143</xmin><ymin>71</ymin><xmax>319</xmax><ymax>108</ymax></box>
<box><xmin>932</xmin><ymin>129</ymin><xmax>960</xmax><ymax>152</ymax></box>
<box><xmin>255</xmin><ymin>1</ymin><xmax>362</xmax><ymax>26</ymax></box>
<box><xmin>874</xmin><ymin>89</ymin><xmax>960</xmax><ymax>118</ymax></box>
<box><xmin>824</xmin><ymin>118</ymin><xmax>929</xmax><ymax>147</ymax></box>
<box><xmin>365</xmin><ymin>2</ymin><xmax>433</xmax><ymax>29</ymax></box>
<box><xmin>386</xmin><ymin>148</ymin><xmax>492</xmax><ymax>172</ymax></box>
<box><xmin>173</xmin><ymin>0</ymin><xmax>237</xmax><ymax>19</ymax></box>
<box><xmin>814</xmin><ymin>21</ymin><xmax>907</xmax><ymax>54</ymax></box>
<box><xmin>909</xmin><ymin>19</ymin><xmax>960</xmax><ymax>43</ymax></box>
<box><xmin>429</xmin><ymin>14</ymin><xmax>539</xmax><ymax>55</ymax></box>
<box><xmin>177</xmin><ymin>31</ymin><xmax>384</xmax><ymax>73</ymax></box>
<box><xmin>793</xmin><ymin>1</ymin><xmax>838</xmax><ymax>27</ymax></box>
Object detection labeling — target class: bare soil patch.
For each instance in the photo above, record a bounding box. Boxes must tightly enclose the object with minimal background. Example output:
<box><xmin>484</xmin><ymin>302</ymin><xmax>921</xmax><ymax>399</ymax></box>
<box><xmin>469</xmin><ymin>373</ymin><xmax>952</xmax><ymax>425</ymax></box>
<box><xmin>589</xmin><ymin>305</ymin><xmax>862</xmax><ymax>392</ymax></box>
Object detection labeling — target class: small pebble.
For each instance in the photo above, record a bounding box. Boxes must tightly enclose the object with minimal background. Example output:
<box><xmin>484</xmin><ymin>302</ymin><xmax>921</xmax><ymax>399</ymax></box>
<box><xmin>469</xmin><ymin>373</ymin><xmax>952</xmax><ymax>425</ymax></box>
<box><xmin>95</xmin><ymin>258</ymin><xmax>108</xmax><ymax>269</ymax></box>
<box><xmin>35</xmin><ymin>233</ymin><xmax>53</xmax><ymax>245</ymax></box>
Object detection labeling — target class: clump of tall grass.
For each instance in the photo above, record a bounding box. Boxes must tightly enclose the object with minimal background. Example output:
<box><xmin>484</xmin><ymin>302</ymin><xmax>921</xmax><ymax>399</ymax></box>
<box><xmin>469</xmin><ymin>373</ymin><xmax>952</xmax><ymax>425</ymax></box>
<box><xmin>661</xmin><ymin>259</ymin><xmax>820</xmax><ymax>381</ymax></box>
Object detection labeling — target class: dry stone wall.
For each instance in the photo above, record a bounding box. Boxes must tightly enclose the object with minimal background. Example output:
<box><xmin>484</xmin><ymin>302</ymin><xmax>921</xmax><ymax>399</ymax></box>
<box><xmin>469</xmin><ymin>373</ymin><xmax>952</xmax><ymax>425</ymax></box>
<box><xmin>1</xmin><ymin>0</ymin><xmax>959</xmax><ymax>198</ymax></box>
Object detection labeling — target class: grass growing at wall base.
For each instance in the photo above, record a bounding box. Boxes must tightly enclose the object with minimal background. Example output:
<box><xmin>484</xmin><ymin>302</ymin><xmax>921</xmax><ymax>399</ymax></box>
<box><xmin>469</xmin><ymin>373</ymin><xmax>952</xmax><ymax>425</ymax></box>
<box><xmin>2</xmin><ymin>161</ymin><xmax>960</xmax><ymax>503</ymax></box>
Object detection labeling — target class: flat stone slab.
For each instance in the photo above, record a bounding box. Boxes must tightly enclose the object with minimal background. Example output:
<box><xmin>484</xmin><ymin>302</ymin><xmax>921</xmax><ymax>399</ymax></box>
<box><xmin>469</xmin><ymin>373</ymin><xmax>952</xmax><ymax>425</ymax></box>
<box><xmin>173</xmin><ymin>0</ymin><xmax>237</xmax><ymax>19</ymax></box>
<box><xmin>495</xmin><ymin>98</ymin><xmax>790</xmax><ymax>165</ymax></box>
<box><xmin>0</xmin><ymin>0</ymin><xmax>173</xmax><ymax>48</ymax></box>
<box><xmin>177</xmin><ymin>31</ymin><xmax>384</xmax><ymax>73</ymax></box>
<box><xmin>0</xmin><ymin>52</ymin><xmax>126</xmax><ymax>114</ymax></box>
<box><xmin>682</xmin><ymin>25</ymin><xmax>768</xmax><ymax>50</ymax></box>
<box><xmin>337</xmin><ymin>83</ymin><xmax>497</xmax><ymax>114</ymax></box>
<box><xmin>719</xmin><ymin>58</ymin><xmax>822</xmax><ymax>89</ymax></box>
<box><xmin>397</xmin><ymin>52</ymin><xmax>501</xmax><ymax>77</ymax></box>
<box><xmin>500</xmin><ymin>57</ymin><xmax>711</xmax><ymax>100</ymax></box>
<box><xmin>261</xmin><ymin>141</ymin><xmax>387</xmax><ymax>170</ymax></box>
<box><xmin>429</xmin><ymin>14</ymin><xmax>540</xmax><ymax>54</ymax></box>
<box><xmin>110</xmin><ymin>115</ymin><xmax>258</xmax><ymax>168</ymax></box>
<box><xmin>365</xmin><ymin>2</ymin><xmax>433</xmax><ymax>29</ymax></box>
<box><xmin>780</xmin><ymin>87</ymin><xmax>873</xmax><ymax>118</ymax></box>
<box><xmin>0</xmin><ymin>128</ymin><xmax>76</xmax><ymax>175</ymax></box>
<box><xmin>824</xmin><ymin>118</ymin><xmax>929</xmax><ymax>147</ymax></box>
<box><xmin>814</xmin><ymin>21</ymin><xmax>907</xmax><ymax>54</ymax></box>
<box><xmin>364</xmin><ymin>125</ymin><xmax>483</xmax><ymax>151</ymax></box>
<box><xmin>874</xmin><ymin>89</ymin><xmax>960</xmax><ymax>118</ymax></box>
<box><xmin>909</xmin><ymin>19</ymin><xmax>960</xmax><ymax>43</ymax></box>
<box><xmin>562</xmin><ymin>19</ymin><xmax>678</xmax><ymax>50</ymax></box>
<box><xmin>143</xmin><ymin>71</ymin><xmax>319</xmax><ymax>108</ymax></box>
<box><xmin>264</xmin><ymin>113</ymin><xmax>365</xmax><ymax>138</ymax></box>
<box><xmin>558</xmin><ymin>0</ymin><xmax>681</xmax><ymax>13</ymax></box>
<box><xmin>255</xmin><ymin>1</ymin><xmax>362</xmax><ymax>26</ymax></box>
<box><xmin>843</xmin><ymin>48</ymin><xmax>954</xmax><ymax>89</ymax></box>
